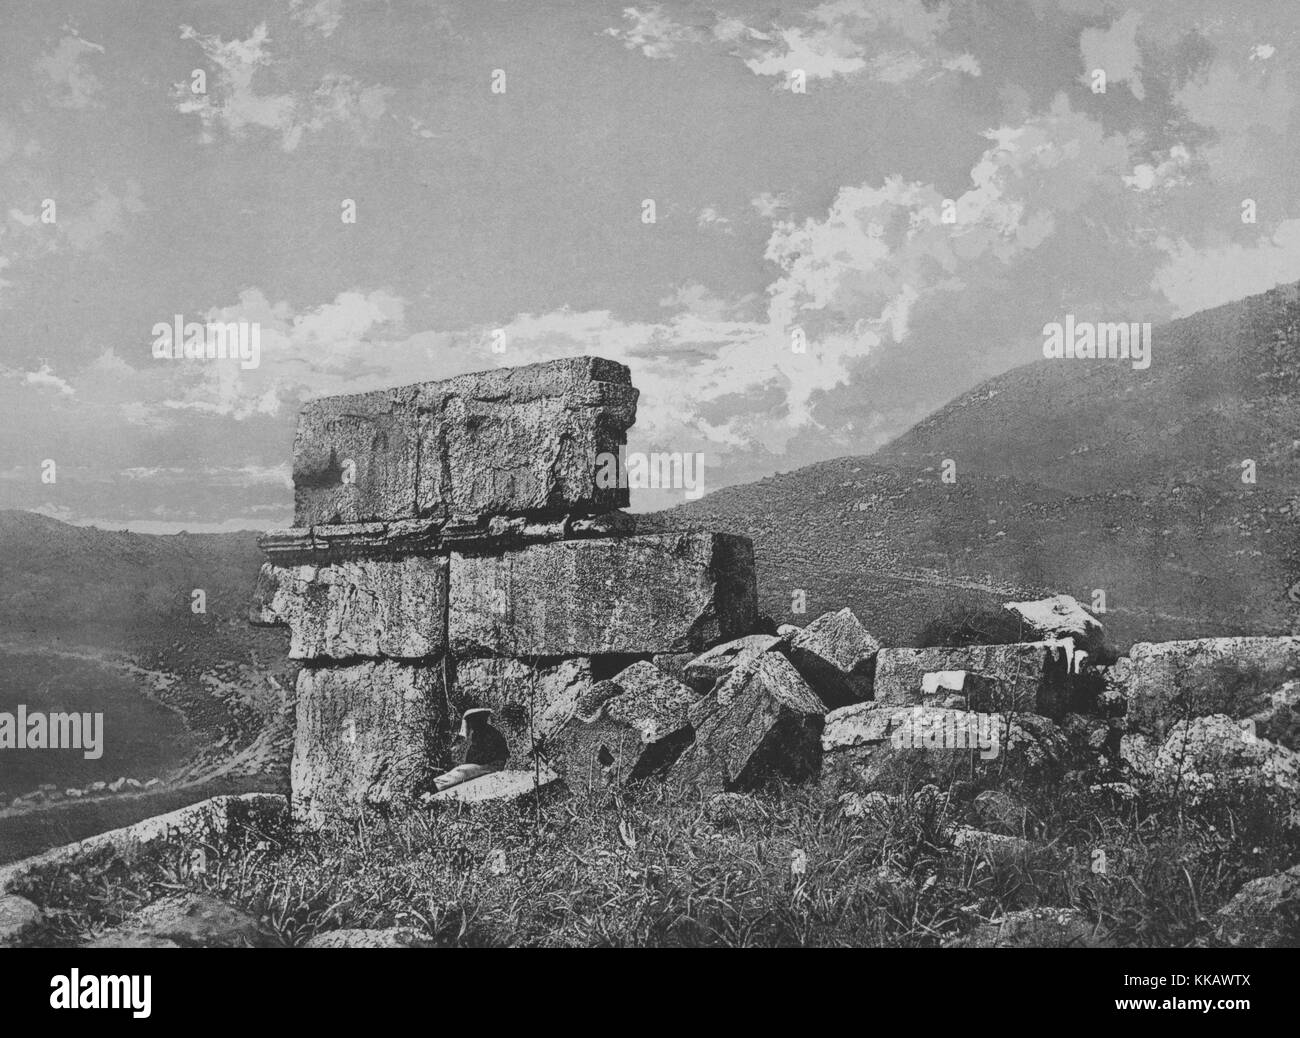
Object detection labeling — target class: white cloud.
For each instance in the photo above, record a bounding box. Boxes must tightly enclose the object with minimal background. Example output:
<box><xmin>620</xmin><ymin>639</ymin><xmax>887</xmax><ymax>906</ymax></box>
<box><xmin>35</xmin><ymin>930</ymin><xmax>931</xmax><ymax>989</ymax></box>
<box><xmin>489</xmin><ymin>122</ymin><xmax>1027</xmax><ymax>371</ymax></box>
<box><xmin>21</xmin><ymin>363</ymin><xmax>75</xmax><ymax>396</ymax></box>
<box><xmin>1123</xmin><ymin>144</ymin><xmax>1191</xmax><ymax>191</ymax></box>
<box><xmin>1080</xmin><ymin>10</ymin><xmax>1145</xmax><ymax>99</ymax></box>
<box><xmin>609</xmin><ymin>1</ymin><xmax>977</xmax><ymax>85</ymax></box>
<box><xmin>1153</xmin><ymin>219</ymin><xmax>1300</xmax><ymax>316</ymax></box>
<box><xmin>697</xmin><ymin>206</ymin><xmax>732</xmax><ymax>232</ymax></box>
<box><xmin>290</xmin><ymin>0</ymin><xmax>344</xmax><ymax>37</ymax></box>
<box><xmin>174</xmin><ymin>23</ymin><xmax>392</xmax><ymax>151</ymax></box>
<box><xmin>606</xmin><ymin>6</ymin><xmax>704</xmax><ymax>59</ymax></box>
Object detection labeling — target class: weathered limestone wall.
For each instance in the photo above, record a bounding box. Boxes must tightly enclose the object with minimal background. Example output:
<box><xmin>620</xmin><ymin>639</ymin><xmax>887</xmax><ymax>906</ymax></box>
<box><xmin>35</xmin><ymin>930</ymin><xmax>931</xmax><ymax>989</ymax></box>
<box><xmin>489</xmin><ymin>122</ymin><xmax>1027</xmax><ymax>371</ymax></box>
<box><xmin>252</xmin><ymin>356</ymin><xmax>759</xmax><ymax>822</ymax></box>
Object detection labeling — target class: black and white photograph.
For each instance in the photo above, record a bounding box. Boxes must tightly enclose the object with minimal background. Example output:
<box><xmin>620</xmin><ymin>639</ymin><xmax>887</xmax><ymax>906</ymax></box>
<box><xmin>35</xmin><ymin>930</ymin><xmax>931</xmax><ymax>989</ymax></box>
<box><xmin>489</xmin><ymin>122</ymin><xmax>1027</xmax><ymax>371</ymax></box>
<box><xmin>0</xmin><ymin>0</ymin><xmax>1294</xmax><ymax>998</ymax></box>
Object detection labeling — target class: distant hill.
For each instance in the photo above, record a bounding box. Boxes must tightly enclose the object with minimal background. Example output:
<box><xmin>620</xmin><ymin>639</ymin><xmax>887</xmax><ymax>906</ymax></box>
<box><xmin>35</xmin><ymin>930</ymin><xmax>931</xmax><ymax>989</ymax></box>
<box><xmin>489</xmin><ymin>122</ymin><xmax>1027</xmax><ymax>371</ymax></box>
<box><xmin>654</xmin><ymin>282</ymin><xmax>1300</xmax><ymax>649</ymax></box>
<box><xmin>0</xmin><ymin>511</ymin><xmax>293</xmax><ymax>827</ymax></box>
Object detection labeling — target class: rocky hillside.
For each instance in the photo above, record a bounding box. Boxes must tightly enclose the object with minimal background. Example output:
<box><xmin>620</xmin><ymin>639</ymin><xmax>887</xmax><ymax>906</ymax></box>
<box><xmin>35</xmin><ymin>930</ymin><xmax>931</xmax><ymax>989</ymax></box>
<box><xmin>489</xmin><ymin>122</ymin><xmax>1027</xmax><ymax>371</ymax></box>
<box><xmin>656</xmin><ymin>282</ymin><xmax>1300</xmax><ymax>649</ymax></box>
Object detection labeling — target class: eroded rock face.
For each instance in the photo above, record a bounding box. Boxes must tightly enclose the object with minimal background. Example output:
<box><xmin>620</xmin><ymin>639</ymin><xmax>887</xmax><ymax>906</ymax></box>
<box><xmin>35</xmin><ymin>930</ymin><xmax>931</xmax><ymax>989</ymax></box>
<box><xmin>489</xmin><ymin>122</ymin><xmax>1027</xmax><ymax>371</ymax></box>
<box><xmin>448</xmin><ymin>533</ymin><xmax>758</xmax><ymax>656</ymax></box>
<box><xmin>293</xmin><ymin>358</ymin><xmax>638</xmax><ymax>526</ymax></box>
<box><xmin>1123</xmin><ymin>637</ymin><xmax>1300</xmax><ymax>738</ymax></box>
<box><xmin>873</xmin><ymin>643</ymin><xmax>1076</xmax><ymax>717</ymax></box>
<box><xmin>291</xmin><ymin>662</ymin><xmax>442</xmax><ymax>824</ymax></box>
<box><xmin>549</xmin><ymin>661</ymin><xmax>696</xmax><ymax>782</ymax></box>
<box><xmin>250</xmin><ymin>556</ymin><xmax>447</xmax><ymax>660</ymax></box>
<box><xmin>671</xmin><ymin>653</ymin><xmax>824</xmax><ymax>793</ymax></box>
<box><xmin>783</xmin><ymin>608</ymin><xmax>880</xmax><ymax>708</ymax></box>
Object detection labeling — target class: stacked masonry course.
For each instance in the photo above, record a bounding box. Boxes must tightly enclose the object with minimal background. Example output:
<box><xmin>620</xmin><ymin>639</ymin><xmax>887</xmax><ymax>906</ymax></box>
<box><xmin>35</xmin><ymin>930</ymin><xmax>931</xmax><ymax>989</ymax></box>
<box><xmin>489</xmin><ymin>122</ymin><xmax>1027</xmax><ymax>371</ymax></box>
<box><xmin>251</xmin><ymin>357</ymin><xmax>760</xmax><ymax>823</ymax></box>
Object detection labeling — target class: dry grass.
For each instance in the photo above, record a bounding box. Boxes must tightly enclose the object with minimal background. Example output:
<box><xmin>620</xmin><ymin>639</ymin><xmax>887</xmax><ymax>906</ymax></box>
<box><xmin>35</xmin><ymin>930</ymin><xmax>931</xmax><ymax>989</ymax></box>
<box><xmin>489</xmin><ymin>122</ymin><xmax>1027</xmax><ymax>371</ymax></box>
<box><xmin>14</xmin><ymin>770</ymin><xmax>1298</xmax><ymax>948</ymax></box>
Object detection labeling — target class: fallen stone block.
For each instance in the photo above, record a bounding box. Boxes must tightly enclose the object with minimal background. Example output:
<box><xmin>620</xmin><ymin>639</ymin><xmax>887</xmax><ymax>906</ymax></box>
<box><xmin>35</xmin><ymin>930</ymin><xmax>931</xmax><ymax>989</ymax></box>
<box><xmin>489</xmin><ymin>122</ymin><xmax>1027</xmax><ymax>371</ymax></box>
<box><xmin>303</xmin><ymin>928</ymin><xmax>436</xmax><ymax>948</ymax></box>
<box><xmin>85</xmin><ymin>893</ymin><xmax>283</xmax><ymax>949</ymax></box>
<box><xmin>820</xmin><ymin>702</ymin><xmax>1067</xmax><ymax>793</ymax></box>
<box><xmin>0</xmin><ymin>895</ymin><xmax>43</xmax><ymax>947</ymax></box>
<box><xmin>549</xmin><ymin>661</ymin><xmax>695</xmax><ymax>782</ymax></box>
<box><xmin>293</xmin><ymin>357</ymin><xmax>638</xmax><ymax>526</ymax></box>
<box><xmin>1123</xmin><ymin>636</ymin><xmax>1300</xmax><ymax>738</ymax></box>
<box><xmin>250</xmin><ymin>556</ymin><xmax>448</xmax><ymax>660</ymax></box>
<box><xmin>453</xmin><ymin>656</ymin><xmax>594</xmax><ymax>766</ymax></box>
<box><xmin>0</xmin><ymin>794</ymin><xmax>287</xmax><ymax>895</ymax></box>
<box><xmin>684</xmin><ymin>634</ymin><xmax>779</xmax><ymax>693</ymax></box>
<box><xmin>873</xmin><ymin>642</ymin><xmax>1076</xmax><ymax>717</ymax></box>
<box><xmin>449</xmin><ymin>532</ymin><xmax>758</xmax><ymax>656</ymax></box>
<box><xmin>425</xmin><ymin>768</ymin><xmax>561</xmax><ymax>806</ymax></box>
<box><xmin>783</xmin><ymin>608</ymin><xmax>880</xmax><ymax>708</ymax></box>
<box><xmin>292</xmin><ymin>662</ymin><xmax>442</xmax><ymax>824</ymax></box>
<box><xmin>671</xmin><ymin>653</ymin><xmax>824</xmax><ymax>793</ymax></box>
<box><xmin>1147</xmin><ymin>713</ymin><xmax>1299</xmax><ymax>805</ymax></box>
<box><xmin>1004</xmin><ymin>594</ymin><xmax>1105</xmax><ymax>654</ymax></box>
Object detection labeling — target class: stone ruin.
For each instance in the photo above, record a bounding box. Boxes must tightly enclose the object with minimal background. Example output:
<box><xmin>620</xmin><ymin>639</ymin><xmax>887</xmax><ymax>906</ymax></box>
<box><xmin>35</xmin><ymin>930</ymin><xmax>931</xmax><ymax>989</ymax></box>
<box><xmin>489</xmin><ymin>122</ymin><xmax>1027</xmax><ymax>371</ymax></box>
<box><xmin>249</xmin><ymin>356</ymin><xmax>1300</xmax><ymax>827</ymax></box>
<box><xmin>250</xmin><ymin>357</ymin><xmax>763</xmax><ymax>823</ymax></box>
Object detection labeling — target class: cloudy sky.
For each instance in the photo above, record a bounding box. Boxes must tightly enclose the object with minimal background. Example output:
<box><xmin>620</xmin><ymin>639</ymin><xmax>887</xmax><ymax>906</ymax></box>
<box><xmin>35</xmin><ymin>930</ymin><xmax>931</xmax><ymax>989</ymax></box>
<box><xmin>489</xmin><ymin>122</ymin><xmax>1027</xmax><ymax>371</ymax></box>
<box><xmin>2</xmin><ymin>0</ymin><xmax>1299</xmax><ymax>530</ymax></box>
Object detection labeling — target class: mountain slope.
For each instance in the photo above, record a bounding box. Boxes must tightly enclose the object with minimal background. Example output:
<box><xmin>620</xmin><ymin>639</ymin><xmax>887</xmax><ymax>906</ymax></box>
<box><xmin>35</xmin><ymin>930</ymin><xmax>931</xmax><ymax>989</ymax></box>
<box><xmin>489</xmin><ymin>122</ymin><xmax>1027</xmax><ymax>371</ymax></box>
<box><xmin>656</xmin><ymin>283</ymin><xmax>1300</xmax><ymax>649</ymax></box>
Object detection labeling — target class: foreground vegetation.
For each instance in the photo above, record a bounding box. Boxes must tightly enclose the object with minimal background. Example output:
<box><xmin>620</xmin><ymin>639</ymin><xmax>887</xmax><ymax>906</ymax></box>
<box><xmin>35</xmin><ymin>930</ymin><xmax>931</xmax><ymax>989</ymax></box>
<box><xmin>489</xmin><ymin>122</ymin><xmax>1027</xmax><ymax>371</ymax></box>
<box><xmin>14</xmin><ymin>768</ymin><xmax>1297</xmax><ymax>948</ymax></box>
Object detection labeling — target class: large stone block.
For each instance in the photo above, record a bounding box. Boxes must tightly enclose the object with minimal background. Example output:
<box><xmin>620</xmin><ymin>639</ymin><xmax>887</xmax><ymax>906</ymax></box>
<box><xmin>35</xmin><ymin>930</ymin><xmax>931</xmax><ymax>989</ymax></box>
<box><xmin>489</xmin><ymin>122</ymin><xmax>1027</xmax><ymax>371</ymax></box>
<box><xmin>250</xmin><ymin>556</ymin><xmax>447</xmax><ymax>660</ymax></box>
<box><xmin>820</xmin><ymin>702</ymin><xmax>1068</xmax><ymax>794</ymax></box>
<box><xmin>873</xmin><ymin>643</ymin><xmax>1075</xmax><ymax>717</ymax></box>
<box><xmin>1122</xmin><ymin>637</ymin><xmax>1300</xmax><ymax>738</ymax></box>
<box><xmin>291</xmin><ymin>662</ymin><xmax>442</xmax><ymax>824</ymax></box>
<box><xmin>784</xmin><ymin>607</ymin><xmax>880</xmax><ymax>708</ymax></box>
<box><xmin>549</xmin><ymin>662</ymin><xmax>696</xmax><ymax>782</ymax></box>
<box><xmin>416</xmin><ymin>357</ymin><xmax>637</xmax><ymax>521</ymax></box>
<box><xmin>293</xmin><ymin>385</ymin><xmax>421</xmax><ymax>526</ymax></box>
<box><xmin>448</xmin><ymin>533</ymin><xmax>758</xmax><ymax>656</ymax></box>
<box><xmin>670</xmin><ymin>653</ymin><xmax>824</xmax><ymax>793</ymax></box>
<box><xmin>452</xmin><ymin>657</ymin><xmax>594</xmax><ymax>766</ymax></box>
<box><xmin>292</xmin><ymin>357</ymin><xmax>637</xmax><ymax>526</ymax></box>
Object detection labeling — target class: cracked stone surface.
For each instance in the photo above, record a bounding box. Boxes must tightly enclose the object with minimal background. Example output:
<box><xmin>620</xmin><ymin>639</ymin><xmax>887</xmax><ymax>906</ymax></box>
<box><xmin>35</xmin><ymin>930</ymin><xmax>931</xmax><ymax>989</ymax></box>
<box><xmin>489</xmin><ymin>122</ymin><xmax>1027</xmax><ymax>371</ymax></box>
<box><xmin>250</xmin><ymin>556</ymin><xmax>448</xmax><ymax>660</ymax></box>
<box><xmin>448</xmin><ymin>532</ymin><xmax>758</xmax><ymax>656</ymax></box>
<box><xmin>293</xmin><ymin>357</ymin><xmax>637</xmax><ymax>526</ymax></box>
